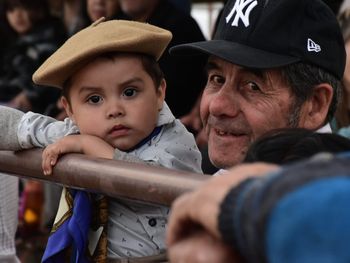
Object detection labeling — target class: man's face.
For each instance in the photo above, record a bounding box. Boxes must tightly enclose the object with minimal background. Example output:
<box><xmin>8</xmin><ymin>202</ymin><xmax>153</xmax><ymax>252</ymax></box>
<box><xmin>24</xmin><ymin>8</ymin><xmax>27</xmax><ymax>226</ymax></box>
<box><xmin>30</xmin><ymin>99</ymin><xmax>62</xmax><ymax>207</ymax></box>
<box><xmin>63</xmin><ymin>54</ymin><xmax>165</xmax><ymax>151</ymax></box>
<box><xmin>201</xmin><ymin>56</ymin><xmax>299</xmax><ymax>169</ymax></box>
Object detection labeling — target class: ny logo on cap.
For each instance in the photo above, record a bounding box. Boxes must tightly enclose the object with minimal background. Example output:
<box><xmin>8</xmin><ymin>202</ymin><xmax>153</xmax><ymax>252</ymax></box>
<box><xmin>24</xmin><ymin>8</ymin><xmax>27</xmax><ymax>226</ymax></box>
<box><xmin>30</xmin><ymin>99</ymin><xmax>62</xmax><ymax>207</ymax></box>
<box><xmin>226</xmin><ymin>0</ymin><xmax>258</xmax><ymax>27</ymax></box>
<box><xmin>307</xmin><ymin>38</ymin><xmax>321</xmax><ymax>53</ymax></box>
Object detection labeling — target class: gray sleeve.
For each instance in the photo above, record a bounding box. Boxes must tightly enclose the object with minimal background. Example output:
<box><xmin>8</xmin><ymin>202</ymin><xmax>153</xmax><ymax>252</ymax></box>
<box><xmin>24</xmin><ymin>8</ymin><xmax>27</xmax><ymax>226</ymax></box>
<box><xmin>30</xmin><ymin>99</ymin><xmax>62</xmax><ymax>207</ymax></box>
<box><xmin>139</xmin><ymin>120</ymin><xmax>203</xmax><ymax>173</ymax></box>
<box><xmin>0</xmin><ymin>106</ymin><xmax>24</xmax><ymax>151</ymax></box>
<box><xmin>17</xmin><ymin>112</ymin><xmax>79</xmax><ymax>148</ymax></box>
<box><xmin>114</xmin><ymin>120</ymin><xmax>203</xmax><ymax>173</ymax></box>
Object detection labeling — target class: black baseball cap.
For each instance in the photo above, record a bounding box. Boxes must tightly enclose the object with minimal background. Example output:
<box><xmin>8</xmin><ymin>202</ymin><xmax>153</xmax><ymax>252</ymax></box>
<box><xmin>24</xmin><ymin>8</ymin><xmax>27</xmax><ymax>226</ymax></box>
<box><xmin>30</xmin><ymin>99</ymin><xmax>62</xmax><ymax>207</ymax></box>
<box><xmin>170</xmin><ymin>0</ymin><xmax>346</xmax><ymax>80</ymax></box>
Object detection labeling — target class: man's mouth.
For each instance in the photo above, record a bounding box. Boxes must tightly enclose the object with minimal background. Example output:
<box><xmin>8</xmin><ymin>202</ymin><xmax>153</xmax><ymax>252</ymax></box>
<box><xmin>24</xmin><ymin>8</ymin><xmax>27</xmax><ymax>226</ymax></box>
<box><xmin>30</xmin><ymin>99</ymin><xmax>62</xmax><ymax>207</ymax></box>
<box><xmin>214</xmin><ymin>128</ymin><xmax>246</xmax><ymax>137</ymax></box>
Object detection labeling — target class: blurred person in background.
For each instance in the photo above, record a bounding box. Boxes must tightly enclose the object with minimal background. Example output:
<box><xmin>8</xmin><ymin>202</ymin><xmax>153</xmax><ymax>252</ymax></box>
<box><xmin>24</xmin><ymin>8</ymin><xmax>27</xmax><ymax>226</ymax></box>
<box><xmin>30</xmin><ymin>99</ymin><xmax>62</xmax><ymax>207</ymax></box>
<box><xmin>117</xmin><ymin>0</ymin><xmax>207</xmax><ymax>119</ymax></box>
<box><xmin>0</xmin><ymin>0</ymin><xmax>66</xmax><ymax>114</ymax></box>
<box><xmin>336</xmin><ymin>0</ymin><xmax>350</xmax><ymax>136</ymax></box>
<box><xmin>0</xmin><ymin>3</ymin><xmax>15</xmax><ymax>59</ymax></box>
<box><xmin>168</xmin><ymin>0</ymin><xmax>191</xmax><ymax>14</ymax></box>
<box><xmin>0</xmin><ymin>1</ymin><xmax>66</xmax><ymax>258</ymax></box>
<box><xmin>84</xmin><ymin>0</ymin><xmax>120</xmax><ymax>23</ymax></box>
<box><xmin>322</xmin><ymin>0</ymin><xmax>343</xmax><ymax>14</ymax></box>
<box><xmin>60</xmin><ymin>0</ymin><xmax>86</xmax><ymax>36</ymax></box>
<box><xmin>47</xmin><ymin>0</ymin><xmax>121</xmax><ymax>37</ymax></box>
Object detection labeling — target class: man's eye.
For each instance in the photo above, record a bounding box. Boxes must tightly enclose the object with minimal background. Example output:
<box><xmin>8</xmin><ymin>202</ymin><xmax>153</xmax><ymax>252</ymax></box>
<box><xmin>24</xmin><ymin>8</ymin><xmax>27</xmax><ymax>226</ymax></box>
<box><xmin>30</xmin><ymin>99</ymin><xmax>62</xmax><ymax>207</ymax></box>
<box><xmin>246</xmin><ymin>82</ymin><xmax>261</xmax><ymax>92</ymax></box>
<box><xmin>209</xmin><ymin>74</ymin><xmax>225</xmax><ymax>85</ymax></box>
<box><xmin>87</xmin><ymin>95</ymin><xmax>102</xmax><ymax>104</ymax></box>
<box><xmin>123</xmin><ymin>88</ymin><xmax>137</xmax><ymax>97</ymax></box>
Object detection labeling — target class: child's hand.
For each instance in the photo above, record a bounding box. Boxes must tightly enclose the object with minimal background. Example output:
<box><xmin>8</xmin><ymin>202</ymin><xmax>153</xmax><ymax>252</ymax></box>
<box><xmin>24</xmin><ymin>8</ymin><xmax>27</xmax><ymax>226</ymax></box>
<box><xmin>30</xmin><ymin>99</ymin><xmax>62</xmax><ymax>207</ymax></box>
<box><xmin>42</xmin><ymin>134</ymin><xmax>114</xmax><ymax>175</ymax></box>
<box><xmin>42</xmin><ymin>136</ymin><xmax>82</xmax><ymax>175</ymax></box>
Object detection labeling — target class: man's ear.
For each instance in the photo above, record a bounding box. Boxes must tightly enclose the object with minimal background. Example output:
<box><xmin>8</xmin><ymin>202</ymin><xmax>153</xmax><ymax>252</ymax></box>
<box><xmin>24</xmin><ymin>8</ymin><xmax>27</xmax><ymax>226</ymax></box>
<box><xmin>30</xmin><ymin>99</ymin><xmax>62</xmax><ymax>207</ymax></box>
<box><xmin>300</xmin><ymin>83</ymin><xmax>333</xmax><ymax>130</ymax></box>
<box><xmin>157</xmin><ymin>79</ymin><xmax>166</xmax><ymax>111</ymax></box>
<box><xmin>61</xmin><ymin>96</ymin><xmax>75</xmax><ymax>123</ymax></box>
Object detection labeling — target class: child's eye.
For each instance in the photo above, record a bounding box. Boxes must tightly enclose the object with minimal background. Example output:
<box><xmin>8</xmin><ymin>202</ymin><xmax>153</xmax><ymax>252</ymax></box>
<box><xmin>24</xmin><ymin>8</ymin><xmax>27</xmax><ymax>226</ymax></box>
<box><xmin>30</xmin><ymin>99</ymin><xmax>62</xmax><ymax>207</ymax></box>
<box><xmin>87</xmin><ymin>95</ymin><xmax>103</xmax><ymax>104</ymax></box>
<box><xmin>123</xmin><ymin>88</ymin><xmax>137</xmax><ymax>97</ymax></box>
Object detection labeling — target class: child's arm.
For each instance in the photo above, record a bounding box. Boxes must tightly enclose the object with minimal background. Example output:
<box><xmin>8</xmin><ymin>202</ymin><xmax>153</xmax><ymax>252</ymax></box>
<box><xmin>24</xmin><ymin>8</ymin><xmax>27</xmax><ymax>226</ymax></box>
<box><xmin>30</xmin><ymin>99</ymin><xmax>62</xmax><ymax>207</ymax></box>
<box><xmin>42</xmin><ymin>134</ymin><xmax>114</xmax><ymax>175</ymax></box>
<box><xmin>18</xmin><ymin>111</ymin><xmax>79</xmax><ymax>148</ymax></box>
<box><xmin>0</xmin><ymin>105</ymin><xmax>79</xmax><ymax>150</ymax></box>
<box><xmin>0</xmin><ymin>106</ymin><xmax>24</xmax><ymax>150</ymax></box>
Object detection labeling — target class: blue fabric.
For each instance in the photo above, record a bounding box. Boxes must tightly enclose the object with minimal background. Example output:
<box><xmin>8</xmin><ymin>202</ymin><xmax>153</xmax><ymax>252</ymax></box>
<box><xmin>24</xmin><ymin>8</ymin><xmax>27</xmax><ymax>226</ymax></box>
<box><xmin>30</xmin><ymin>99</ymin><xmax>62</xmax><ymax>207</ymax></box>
<box><xmin>42</xmin><ymin>190</ymin><xmax>92</xmax><ymax>263</ymax></box>
<box><xmin>337</xmin><ymin>126</ymin><xmax>350</xmax><ymax>139</ymax></box>
<box><xmin>266</xmin><ymin>177</ymin><xmax>350</xmax><ymax>263</ymax></box>
<box><xmin>126</xmin><ymin>126</ymin><xmax>162</xmax><ymax>152</ymax></box>
<box><xmin>42</xmin><ymin>126</ymin><xmax>163</xmax><ymax>262</ymax></box>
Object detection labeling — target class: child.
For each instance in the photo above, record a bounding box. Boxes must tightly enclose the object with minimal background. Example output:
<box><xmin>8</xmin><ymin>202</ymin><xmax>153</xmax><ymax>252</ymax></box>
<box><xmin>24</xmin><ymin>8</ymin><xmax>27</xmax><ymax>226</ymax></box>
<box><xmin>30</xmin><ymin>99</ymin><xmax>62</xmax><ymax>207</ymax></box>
<box><xmin>1</xmin><ymin>19</ymin><xmax>202</xmax><ymax>262</ymax></box>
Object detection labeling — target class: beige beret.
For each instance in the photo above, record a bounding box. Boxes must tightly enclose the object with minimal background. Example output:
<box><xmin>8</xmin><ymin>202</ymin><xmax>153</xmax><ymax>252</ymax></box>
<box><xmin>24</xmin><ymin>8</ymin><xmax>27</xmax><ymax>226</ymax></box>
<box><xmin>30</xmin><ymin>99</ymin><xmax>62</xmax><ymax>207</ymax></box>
<box><xmin>33</xmin><ymin>18</ymin><xmax>172</xmax><ymax>88</ymax></box>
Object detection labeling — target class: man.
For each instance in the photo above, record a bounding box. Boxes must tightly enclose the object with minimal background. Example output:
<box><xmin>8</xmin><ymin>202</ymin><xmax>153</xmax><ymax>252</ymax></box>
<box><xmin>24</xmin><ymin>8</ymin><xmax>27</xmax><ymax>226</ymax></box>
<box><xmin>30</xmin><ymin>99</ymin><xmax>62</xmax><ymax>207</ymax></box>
<box><xmin>170</xmin><ymin>0</ymin><xmax>345</xmax><ymax>169</ymax></box>
<box><xmin>167</xmin><ymin>0</ymin><xmax>346</xmax><ymax>261</ymax></box>
<box><xmin>116</xmin><ymin>0</ymin><xmax>207</xmax><ymax>118</ymax></box>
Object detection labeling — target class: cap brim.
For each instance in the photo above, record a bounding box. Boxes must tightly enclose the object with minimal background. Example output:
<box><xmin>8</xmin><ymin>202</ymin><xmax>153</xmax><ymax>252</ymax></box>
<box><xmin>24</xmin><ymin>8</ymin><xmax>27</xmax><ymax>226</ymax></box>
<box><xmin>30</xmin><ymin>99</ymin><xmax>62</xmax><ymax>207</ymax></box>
<box><xmin>170</xmin><ymin>40</ymin><xmax>300</xmax><ymax>69</ymax></box>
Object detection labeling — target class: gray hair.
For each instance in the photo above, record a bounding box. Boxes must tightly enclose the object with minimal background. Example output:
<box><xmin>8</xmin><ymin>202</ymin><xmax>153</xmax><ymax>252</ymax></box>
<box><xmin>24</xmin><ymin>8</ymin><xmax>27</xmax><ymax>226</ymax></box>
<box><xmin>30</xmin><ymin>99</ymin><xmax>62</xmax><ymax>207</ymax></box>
<box><xmin>280</xmin><ymin>62</ymin><xmax>342</xmax><ymax>126</ymax></box>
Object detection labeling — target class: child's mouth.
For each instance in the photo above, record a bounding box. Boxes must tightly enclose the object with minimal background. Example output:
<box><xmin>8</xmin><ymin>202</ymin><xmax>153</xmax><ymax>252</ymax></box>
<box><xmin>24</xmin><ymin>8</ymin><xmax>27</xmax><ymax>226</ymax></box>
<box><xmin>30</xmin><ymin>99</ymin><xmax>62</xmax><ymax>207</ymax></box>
<box><xmin>108</xmin><ymin>125</ymin><xmax>130</xmax><ymax>137</ymax></box>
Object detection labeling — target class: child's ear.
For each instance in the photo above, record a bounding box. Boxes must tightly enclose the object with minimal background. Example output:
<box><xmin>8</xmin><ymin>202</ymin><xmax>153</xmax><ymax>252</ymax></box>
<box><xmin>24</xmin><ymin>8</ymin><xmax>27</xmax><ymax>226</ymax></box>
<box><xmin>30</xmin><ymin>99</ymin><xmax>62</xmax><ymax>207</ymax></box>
<box><xmin>61</xmin><ymin>96</ymin><xmax>75</xmax><ymax>123</ymax></box>
<box><xmin>157</xmin><ymin>79</ymin><xmax>166</xmax><ymax>111</ymax></box>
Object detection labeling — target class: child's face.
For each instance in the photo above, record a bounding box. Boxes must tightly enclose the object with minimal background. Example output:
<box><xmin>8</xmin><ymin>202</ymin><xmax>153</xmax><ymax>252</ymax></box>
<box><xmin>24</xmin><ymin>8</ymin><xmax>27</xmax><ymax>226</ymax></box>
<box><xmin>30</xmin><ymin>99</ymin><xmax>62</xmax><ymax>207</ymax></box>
<box><xmin>6</xmin><ymin>6</ymin><xmax>32</xmax><ymax>34</ymax></box>
<box><xmin>62</xmin><ymin>54</ymin><xmax>165</xmax><ymax>151</ymax></box>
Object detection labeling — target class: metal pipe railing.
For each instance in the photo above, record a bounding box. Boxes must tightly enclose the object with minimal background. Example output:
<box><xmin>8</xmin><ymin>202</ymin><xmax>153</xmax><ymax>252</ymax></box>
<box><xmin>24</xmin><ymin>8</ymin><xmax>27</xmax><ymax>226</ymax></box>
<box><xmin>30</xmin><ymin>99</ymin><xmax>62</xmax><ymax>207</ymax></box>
<box><xmin>0</xmin><ymin>149</ymin><xmax>210</xmax><ymax>205</ymax></box>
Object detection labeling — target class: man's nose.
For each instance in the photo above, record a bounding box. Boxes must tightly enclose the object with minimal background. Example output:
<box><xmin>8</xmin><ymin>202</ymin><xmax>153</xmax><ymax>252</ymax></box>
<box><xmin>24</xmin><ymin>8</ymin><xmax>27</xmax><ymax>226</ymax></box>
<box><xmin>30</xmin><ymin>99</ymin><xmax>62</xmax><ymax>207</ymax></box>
<box><xmin>209</xmin><ymin>85</ymin><xmax>240</xmax><ymax>118</ymax></box>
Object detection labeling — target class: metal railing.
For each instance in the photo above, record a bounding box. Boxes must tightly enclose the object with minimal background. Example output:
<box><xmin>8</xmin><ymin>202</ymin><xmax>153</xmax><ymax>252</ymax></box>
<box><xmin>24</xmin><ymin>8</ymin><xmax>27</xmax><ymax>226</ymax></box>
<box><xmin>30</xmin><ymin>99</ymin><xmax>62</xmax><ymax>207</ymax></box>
<box><xmin>0</xmin><ymin>149</ymin><xmax>210</xmax><ymax>205</ymax></box>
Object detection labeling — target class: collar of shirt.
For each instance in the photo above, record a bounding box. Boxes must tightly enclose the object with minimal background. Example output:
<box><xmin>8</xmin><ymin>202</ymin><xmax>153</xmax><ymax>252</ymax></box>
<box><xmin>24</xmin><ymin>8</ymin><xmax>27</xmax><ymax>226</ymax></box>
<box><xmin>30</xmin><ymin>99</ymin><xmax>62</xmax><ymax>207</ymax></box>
<box><xmin>316</xmin><ymin>123</ymin><xmax>332</xmax><ymax>133</ymax></box>
<box><xmin>157</xmin><ymin>102</ymin><xmax>175</xmax><ymax>126</ymax></box>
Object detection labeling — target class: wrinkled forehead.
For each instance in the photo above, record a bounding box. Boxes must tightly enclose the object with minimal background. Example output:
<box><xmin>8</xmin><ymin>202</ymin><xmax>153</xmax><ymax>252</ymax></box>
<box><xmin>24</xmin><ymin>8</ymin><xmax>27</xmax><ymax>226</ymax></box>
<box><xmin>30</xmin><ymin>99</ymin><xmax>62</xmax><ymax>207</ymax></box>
<box><xmin>205</xmin><ymin>55</ymin><xmax>292</xmax><ymax>93</ymax></box>
<box><xmin>207</xmin><ymin>55</ymin><xmax>282</xmax><ymax>78</ymax></box>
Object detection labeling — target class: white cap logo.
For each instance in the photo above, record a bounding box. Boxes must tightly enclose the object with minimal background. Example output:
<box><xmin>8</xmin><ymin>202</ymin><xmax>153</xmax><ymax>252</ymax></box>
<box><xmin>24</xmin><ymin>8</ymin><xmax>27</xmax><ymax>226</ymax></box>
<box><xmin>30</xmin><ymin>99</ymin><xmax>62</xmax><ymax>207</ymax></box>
<box><xmin>307</xmin><ymin>38</ymin><xmax>321</xmax><ymax>53</ymax></box>
<box><xmin>226</xmin><ymin>0</ymin><xmax>258</xmax><ymax>27</ymax></box>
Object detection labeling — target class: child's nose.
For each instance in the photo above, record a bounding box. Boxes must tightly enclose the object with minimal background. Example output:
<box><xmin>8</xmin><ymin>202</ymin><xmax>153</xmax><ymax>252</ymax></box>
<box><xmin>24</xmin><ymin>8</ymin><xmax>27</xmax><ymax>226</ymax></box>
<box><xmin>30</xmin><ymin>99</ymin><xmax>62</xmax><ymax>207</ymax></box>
<box><xmin>107</xmin><ymin>103</ymin><xmax>124</xmax><ymax>118</ymax></box>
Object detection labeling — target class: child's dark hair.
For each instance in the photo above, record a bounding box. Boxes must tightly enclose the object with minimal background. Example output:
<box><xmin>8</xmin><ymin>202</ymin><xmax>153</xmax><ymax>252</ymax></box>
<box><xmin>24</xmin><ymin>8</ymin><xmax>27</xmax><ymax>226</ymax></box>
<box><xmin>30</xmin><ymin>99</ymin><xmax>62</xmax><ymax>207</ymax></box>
<box><xmin>62</xmin><ymin>52</ymin><xmax>164</xmax><ymax>103</ymax></box>
<box><xmin>244</xmin><ymin>128</ymin><xmax>350</xmax><ymax>165</ymax></box>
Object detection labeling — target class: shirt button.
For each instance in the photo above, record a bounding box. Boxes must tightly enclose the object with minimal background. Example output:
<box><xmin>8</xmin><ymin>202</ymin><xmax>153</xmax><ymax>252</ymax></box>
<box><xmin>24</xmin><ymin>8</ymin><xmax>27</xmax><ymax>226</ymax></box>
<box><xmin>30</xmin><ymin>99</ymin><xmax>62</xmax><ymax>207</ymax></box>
<box><xmin>148</xmin><ymin>218</ymin><xmax>157</xmax><ymax>227</ymax></box>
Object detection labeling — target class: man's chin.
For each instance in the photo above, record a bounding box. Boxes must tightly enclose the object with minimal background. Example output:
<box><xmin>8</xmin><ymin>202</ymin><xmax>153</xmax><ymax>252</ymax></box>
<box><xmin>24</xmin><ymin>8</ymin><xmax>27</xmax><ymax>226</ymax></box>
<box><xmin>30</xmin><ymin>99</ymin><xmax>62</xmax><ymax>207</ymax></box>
<box><xmin>208</xmin><ymin>138</ymin><xmax>248</xmax><ymax>169</ymax></box>
<box><xmin>209</xmin><ymin>152</ymin><xmax>245</xmax><ymax>170</ymax></box>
